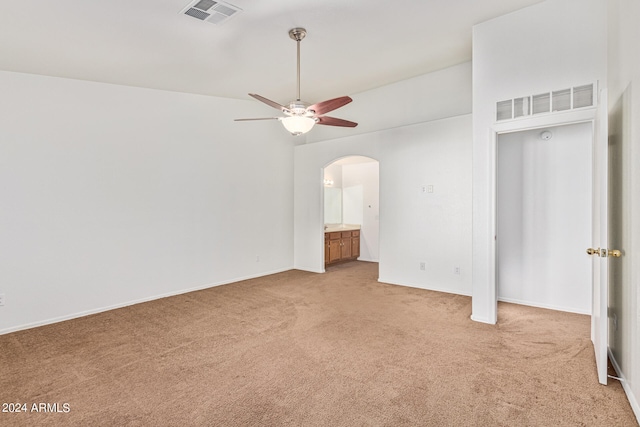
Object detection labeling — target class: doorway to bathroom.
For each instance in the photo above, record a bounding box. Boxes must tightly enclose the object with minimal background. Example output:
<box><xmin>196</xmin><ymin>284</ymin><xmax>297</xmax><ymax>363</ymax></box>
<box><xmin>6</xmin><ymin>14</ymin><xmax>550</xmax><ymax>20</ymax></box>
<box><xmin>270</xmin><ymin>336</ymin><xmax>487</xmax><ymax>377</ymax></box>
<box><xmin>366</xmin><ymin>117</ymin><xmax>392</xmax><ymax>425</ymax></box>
<box><xmin>323</xmin><ymin>156</ymin><xmax>379</xmax><ymax>268</ymax></box>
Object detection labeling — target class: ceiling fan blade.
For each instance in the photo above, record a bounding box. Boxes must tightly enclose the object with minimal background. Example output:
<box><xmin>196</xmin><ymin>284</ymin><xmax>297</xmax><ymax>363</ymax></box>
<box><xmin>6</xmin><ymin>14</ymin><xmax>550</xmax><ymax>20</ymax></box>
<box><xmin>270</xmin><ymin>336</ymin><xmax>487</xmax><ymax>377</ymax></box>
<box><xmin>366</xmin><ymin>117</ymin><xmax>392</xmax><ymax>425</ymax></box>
<box><xmin>307</xmin><ymin>96</ymin><xmax>353</xmax><ymax>116</ymax></box>
<box><xmin>249</xmin><ymin>94</ymin><xmax>288</xmax><ymax>112</ymax></box>
<box><xmin>234</xmin><ymin>117</ymin><xmax>281</xmax><ymax>121</ymax></box>
<box><xmin>316</xmin><ymin>116</ymin><xmax>358</xmax><ymax>128</ymax></box>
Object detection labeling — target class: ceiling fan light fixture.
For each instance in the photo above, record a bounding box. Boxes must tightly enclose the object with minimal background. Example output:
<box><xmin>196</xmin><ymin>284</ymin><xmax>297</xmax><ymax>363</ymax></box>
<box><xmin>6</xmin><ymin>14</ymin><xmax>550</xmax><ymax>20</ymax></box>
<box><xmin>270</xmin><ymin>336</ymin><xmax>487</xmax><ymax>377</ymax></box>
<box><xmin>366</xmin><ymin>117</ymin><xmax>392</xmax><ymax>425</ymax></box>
<box><xmin>235</xmin><ymin>28</ymin><xmax>357</xmax><ymax>133</ymax></box>
<box><xmin>281</xmin><ymin>116</ymin><xmax>316</xmax><ymax>135</ymax></box>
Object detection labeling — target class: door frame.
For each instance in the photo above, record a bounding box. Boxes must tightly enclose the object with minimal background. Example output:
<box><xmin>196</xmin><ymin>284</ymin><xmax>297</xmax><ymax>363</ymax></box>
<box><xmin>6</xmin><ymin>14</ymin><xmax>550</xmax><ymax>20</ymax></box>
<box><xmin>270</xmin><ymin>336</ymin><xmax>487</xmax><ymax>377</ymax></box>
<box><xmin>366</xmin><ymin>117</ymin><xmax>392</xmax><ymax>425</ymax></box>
<box><xmin>485</xmin><ymin>107</ymin><xmax>599</xmax><ymax>324</ymax></box>
<box><xmin>495</xmin><ymin>122</ymin><xmax>593</xmax><ymax>315</ymax></box>
<box><xmin>321</xmin><ymin>155</ymin><xmax>380</xmax><ymax>272</ymax></box>
<box><xmin>487</xmin><ymin>95</ymin><xmax>610</xmax><ymax>385</ymax></box>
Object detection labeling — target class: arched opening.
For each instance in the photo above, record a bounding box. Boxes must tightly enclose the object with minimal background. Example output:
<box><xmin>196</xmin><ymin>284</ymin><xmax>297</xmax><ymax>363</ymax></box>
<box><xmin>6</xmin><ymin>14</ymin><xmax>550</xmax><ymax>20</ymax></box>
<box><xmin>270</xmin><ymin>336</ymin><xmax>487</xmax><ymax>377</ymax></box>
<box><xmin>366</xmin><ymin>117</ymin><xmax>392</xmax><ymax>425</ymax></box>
<box><xmin>322</xmin><ymin>156</ymin><xmax>379</xmax><ymax>270</ymax></box>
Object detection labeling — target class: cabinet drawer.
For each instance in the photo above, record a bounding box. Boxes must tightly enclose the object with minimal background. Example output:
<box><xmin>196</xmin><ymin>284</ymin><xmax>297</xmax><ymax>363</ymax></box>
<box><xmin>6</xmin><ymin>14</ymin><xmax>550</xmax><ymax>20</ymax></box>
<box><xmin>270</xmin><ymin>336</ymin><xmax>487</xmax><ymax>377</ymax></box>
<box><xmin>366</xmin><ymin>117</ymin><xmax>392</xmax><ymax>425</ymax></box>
<box><xmin>352</xmin><ymin>230</ymin><xmax>360</xmax><ymax>237</ymax></box>
<box><xmin>341</xmin><ymin>231</ymin><xmax>352</xmax><ymax>238</ymax></box>
<box><xmin>328</xmin><ymin>232</ymin><xmax>341</xmax><ymax>240</ymax></box>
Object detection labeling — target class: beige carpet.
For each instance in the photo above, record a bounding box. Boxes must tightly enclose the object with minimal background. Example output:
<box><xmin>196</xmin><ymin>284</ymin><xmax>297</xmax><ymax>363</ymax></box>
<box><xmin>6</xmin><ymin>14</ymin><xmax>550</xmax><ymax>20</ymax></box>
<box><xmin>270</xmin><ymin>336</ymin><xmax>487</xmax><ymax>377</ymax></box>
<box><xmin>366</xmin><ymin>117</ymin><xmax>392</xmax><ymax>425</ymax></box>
<box><xmin>0</xmin><ymin>261</ymin><xmax>636</xmax><ymax>426</ymax></box>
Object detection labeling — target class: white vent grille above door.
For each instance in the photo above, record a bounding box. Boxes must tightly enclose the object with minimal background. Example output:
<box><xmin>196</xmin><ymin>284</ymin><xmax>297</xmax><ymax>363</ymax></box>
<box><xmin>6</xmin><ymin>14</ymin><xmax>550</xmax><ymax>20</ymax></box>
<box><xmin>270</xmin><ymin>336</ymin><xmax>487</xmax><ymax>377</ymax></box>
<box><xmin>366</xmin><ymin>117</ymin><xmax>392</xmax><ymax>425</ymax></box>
<box><xmin>552</xmin><ymin>89</ymin><xmax>571</xmax><ymax>112</ymax></box>
<box><xmin>180</xmin><ymin>0</ymin><xmax>242</xmax><ymax>25</ymax></box>
<box><xmin>496</xmin><ymin>100</ymin><xmax>513</xmax><ymax>121</ymax></box>
<box><xmin>532</xmin><ymin>93</ymin><xmax>551</xmax><ymax>115</ymax></box>
<box><xmin>514</xmin><ymin>96</ymin><xmax>530</xmax><ymax>118</ymax></box>
<box><xmin>496</xmin><ymin>83</ymin><xmax>595</xmax><ymax>122</ymax></box>
<box><xmin>573</xmin><ymin>84</ymin><xmax>594</xmax><ymax>108</ymax></box>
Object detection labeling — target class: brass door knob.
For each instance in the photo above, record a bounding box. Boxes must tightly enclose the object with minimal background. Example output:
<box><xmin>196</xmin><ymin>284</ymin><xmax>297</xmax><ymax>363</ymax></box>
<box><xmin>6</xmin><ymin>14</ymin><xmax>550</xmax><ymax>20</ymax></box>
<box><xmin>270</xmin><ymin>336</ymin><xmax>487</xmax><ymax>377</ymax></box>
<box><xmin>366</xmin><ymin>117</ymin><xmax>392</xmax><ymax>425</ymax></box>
<box><xmin>586</xmin><ymin>248</ymin><xmax>599</xmax><ymax>256</ymax></box>
<box><xmin>609</xmin><ymin>249</ymin><xmax>622</xmax><ymax>258</ymax></box>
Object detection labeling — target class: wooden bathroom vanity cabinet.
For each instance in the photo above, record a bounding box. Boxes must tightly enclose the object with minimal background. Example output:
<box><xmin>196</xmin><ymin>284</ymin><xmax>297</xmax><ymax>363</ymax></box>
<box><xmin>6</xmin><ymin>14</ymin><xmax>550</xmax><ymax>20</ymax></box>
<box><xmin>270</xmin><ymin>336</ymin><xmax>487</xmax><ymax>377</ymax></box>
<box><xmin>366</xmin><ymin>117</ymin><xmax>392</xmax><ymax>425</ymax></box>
<box><xmin>324</xmin><ymin>227</ymin><xmax>360</xmax><ymax>266</ymax></box>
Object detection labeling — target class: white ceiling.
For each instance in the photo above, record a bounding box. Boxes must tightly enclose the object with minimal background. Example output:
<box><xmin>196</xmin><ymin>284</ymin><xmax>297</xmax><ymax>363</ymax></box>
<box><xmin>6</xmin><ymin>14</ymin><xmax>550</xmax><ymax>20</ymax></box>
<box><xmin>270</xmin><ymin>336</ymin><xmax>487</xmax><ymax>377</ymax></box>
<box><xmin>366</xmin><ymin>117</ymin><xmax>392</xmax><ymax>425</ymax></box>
<box><xmin>0</xmin><ymin>0</ymin><xmax>543</xmax><ymax>105</ymax></box>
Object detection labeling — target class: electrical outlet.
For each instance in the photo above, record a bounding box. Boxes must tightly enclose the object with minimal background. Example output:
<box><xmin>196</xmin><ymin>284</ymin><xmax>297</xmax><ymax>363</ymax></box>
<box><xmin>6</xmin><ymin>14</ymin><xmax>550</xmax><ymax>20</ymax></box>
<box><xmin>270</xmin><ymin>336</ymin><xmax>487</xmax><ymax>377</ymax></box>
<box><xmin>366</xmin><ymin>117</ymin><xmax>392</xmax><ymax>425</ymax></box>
<box><xmin>454</xmin><ymin>266</ymin><xmax>461</xmax><ymax>275</ymax></box>
<box><xmin>256</xmin><ymin>256</ymin><xmax>260</xmax><ymax>262</ymax></box>
<box><xmin>0</xmin><ymin>294</ymin><xmax>5</xmax><ymax>306</ymax></box>
<box><xmin>420</xmin><ymin>262</ymin><xmax>426</xmax><ymax>271</ymax></box>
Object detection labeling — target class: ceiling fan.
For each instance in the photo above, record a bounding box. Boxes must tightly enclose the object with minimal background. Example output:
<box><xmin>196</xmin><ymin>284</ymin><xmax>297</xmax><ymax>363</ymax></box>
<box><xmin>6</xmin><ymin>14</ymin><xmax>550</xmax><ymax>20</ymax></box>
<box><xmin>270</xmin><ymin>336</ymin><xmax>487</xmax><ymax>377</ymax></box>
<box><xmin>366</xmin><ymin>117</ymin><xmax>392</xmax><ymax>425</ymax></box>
<box><xmin>235</xmin><ymin>28</ymin><xmax>358</xmax><ymax>136</ymax></box>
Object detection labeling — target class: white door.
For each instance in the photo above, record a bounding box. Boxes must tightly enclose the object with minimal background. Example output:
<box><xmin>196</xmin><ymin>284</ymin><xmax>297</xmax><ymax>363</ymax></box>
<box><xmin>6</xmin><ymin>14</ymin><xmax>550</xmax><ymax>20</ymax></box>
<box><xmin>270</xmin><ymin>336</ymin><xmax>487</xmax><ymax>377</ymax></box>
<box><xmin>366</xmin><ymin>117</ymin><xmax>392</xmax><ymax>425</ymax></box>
<box><xmin>589</xmin><ymin>88</ymin><xmax>608</xmax><ymax>385</ymax></box>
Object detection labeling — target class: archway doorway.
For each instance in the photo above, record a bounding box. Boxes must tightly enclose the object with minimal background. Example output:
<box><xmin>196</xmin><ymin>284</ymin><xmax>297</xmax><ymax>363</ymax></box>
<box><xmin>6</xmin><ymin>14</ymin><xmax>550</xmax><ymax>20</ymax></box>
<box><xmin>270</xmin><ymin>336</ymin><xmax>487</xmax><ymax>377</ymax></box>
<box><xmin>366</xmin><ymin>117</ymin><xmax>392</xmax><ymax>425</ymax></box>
<box><xmin>323</xmin><ymin>156</ymin><xmax>379</xmax><ymax>270</ymax></box>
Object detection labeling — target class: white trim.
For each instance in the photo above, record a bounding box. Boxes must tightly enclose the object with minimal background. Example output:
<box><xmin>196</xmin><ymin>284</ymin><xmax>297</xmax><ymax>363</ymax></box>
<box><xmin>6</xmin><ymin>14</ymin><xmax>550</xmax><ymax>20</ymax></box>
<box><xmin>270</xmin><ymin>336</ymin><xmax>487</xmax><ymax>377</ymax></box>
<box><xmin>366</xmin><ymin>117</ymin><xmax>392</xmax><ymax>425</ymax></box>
<box><xmin>608</xmin><ymin>348</ymin><xmax>640</xmax><ymax>424</ymax></box>
<box><xmin>299</xmin><ymin>266</ymin><xmax>325</xmax><ymax>274</ymax></box>
<box><xmin>489</xmin><ymin>108</ymin><xmax>598</xmax><ymax>323</ymax></box>
<box><xmin>493</xmin><ymin>107</ymin><xmax>597</xmax><ymax>134</ymax></box>
<box><xmin>377</xmin><ymin>277</ymin><xmax>471</xmax><ymax>297</ymax></box>
<box><xmin>497</xmin><ymin>297</ymin><xmax>591</xmax><ymax>315</ymax></box>
<box><xmin>0</xmin><ymin>267</ymin><xmax>293</xmax><ymax>336</ymax></box>
<box><xmin>470</xmin><ymin>315</ymin><xmax>495</xmax><ymax>324</ymax></box>
<box><xmin>489</xmin><ymin>127</ymin><xmax>498</xmax><ymax>322</ymax></box>
<box><xmin>357</xmin><ymin>257</ymin><xmax>379</xmax><ymax>263</ymax></box>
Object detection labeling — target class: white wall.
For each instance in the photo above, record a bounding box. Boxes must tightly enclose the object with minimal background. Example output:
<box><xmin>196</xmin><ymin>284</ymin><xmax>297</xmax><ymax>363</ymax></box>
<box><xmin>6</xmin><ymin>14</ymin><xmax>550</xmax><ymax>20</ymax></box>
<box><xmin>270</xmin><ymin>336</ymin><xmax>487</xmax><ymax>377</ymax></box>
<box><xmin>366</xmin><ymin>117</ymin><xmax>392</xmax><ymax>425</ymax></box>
<box><xmin>305</xmin><ymin>62</ymin><xmax>472</xmax><ymax>143</ymax></box>
<box><xmin>295</xmin><ymin>114</ymin><xmax>473</xmax><ymax>296</ymax></box>
<box><xmin>295</xmin><ymin>61</ymin><xmax>472</xmax><ymax>278</ymax></box>
<box><xmin>0</xmin><ymin>71</ymin><xmax>294</xmax><ymax>334</ymax></box>
<box><xmin>497</xmin><ymin>123</ymin><xmax>592</xmax><ymax>314</ymax></box>
<box><xmin>342</xmin><ymin>162</ymin><xmax>379</xmax><ymax>262</ymax></box>
<box><xmin>607</xmin><ymin>0</ymin><xmax>640</xmax><ymax>421</ymax></box>
<box><xmin>378</xmin><ymin>117</ymin><xmax>472</xmax><ymax>294</ymax></box>
<box><xmin>471</xmin><ymin>0</ymin><xmax>607</xmax><ymax>323</ymax></box>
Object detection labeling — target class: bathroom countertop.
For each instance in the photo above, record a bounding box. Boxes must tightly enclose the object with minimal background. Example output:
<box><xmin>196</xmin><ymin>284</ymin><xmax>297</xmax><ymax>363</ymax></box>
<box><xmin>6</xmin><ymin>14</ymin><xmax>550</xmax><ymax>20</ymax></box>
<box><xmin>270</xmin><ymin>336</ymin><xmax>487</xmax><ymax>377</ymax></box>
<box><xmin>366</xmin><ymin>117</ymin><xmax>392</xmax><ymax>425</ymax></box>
<box><xmin>324</xmin><ymin>224</ymin><xmax>361</xmax><ymax>233</ymax></box>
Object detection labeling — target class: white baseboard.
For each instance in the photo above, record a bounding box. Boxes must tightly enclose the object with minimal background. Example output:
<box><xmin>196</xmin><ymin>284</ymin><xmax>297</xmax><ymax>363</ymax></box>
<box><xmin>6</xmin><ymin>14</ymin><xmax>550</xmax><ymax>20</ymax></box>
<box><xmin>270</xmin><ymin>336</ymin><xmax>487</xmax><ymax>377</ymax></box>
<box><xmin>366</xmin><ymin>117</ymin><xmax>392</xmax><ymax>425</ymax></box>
<box><xmin>470</xmin><ymin>314</ymin><xmax>497</xmax><ymax>325</ymax></box>
<box><xmin>0</xmin><ymin>267</ymin><xmax>293</xmax><ymax>336</ymax></box>
<box><xmin>377</xmin><ymin>276</ymin><xmax>471</xmax><ymax>297</ymax></box>
<box><xmin>608</xmin><ymin>348</ymin><xmax>640</xmax><ymax>425</ymax></box>
<box><xmin>497</xmin><ymin>297</ymin><xmax>591</xmax><ymax>315</ymax></box>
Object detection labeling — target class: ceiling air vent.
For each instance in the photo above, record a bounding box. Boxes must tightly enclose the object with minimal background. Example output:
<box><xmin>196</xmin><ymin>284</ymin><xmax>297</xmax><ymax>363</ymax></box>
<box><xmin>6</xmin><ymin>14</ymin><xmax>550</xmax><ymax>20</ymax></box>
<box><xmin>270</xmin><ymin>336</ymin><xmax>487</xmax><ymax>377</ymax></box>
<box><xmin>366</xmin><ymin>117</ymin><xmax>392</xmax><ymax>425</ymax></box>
<box><xmin>181</xmin><ymin>0</ymin><xmax>242</xmax><ymax>25</ymax></box>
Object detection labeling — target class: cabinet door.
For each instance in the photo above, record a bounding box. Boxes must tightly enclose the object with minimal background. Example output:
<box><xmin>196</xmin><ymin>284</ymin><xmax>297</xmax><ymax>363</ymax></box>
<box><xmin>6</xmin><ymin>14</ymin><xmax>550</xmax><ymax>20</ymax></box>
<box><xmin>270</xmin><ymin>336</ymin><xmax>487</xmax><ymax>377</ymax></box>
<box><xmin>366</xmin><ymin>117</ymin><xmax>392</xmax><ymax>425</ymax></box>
<box><xmin>329</xmin><ymin>239</ymin><xmax>341</xmax><ymax>263</ymax></box>
<box><xmin>341</xmin><ymin>237</ymin><xmax>352</xmax><ymax>259</ymax></box>
<box><xmin>351</xmin><ymin>235</ymin><xmax>360</xmax><ymax>258</ymax></box>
